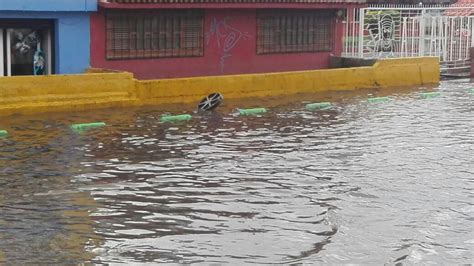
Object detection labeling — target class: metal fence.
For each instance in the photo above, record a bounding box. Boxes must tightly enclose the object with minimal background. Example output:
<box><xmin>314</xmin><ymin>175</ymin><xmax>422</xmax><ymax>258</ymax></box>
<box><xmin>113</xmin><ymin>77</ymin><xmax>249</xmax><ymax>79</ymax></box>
<box><xmin>343</xmin><ymin>4</ymin><xmax>474</xmax><ymax>72</ymax></box>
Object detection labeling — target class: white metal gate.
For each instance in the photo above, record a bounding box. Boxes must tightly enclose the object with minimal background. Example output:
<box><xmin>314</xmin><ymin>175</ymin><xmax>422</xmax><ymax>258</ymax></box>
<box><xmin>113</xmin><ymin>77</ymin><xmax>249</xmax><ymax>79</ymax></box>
<box><xmin>343</xmin><ymin>4</ymin><xmax>474</xmax><ymax>72</ymax></box>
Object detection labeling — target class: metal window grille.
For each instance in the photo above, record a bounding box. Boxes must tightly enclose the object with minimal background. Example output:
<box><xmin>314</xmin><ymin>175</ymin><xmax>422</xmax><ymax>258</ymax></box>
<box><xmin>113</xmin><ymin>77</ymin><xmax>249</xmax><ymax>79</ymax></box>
<box><xmin>257</xmin><ymin>10</ymin><xmax>333</xmax><ymax>54</ymax></box>
<box><xmin>106</xmin><ymin>10</ymin><xmax>204</xmax><ymax>59</ymax></box>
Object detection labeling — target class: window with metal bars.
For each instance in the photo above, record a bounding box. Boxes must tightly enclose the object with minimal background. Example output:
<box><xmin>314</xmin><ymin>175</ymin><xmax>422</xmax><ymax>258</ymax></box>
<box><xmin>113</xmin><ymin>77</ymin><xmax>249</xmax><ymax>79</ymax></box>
<box><xmin>106</xmin><ymin>10</ymin><xmax>204</xmax><ymax>59</ymax></box>
<box><xmin>257</xmin><ymin>10</ymin><xmax>334</xmax><ymax>54</ymax></box>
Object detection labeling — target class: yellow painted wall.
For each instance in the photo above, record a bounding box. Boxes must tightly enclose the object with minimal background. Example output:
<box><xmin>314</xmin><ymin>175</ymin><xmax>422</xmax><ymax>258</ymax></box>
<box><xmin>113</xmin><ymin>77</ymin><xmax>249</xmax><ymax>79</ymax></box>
<box><xmin>0</xmin><ymin>72</ymin><xmax>137</xmax><ymax>116</ymax></box>
<box><xmin>0</xmin><ymin>57</ymin><xmax>439</xmax><ymax>117</ymax></box>
<box><xmin>137</xmin><ymin>57</ymin><xmax>440</xmax><ymax>105</ymax></box>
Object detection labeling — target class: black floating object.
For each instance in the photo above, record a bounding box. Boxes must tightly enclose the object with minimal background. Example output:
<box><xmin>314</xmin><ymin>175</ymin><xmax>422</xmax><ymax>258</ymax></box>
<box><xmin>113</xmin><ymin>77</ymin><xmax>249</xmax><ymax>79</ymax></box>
<box><xmin>198</xmin><ymin>93</ymin><xmax>224</xmax><ymax>111</ymax></box>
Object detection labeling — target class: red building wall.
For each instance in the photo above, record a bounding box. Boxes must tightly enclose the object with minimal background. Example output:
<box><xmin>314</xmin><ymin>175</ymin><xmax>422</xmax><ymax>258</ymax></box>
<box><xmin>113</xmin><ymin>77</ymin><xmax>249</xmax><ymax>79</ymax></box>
<box><xmin>90</xmin><ymin>8</ymin><xmax>344</xmax><ymax>80</ymax></box>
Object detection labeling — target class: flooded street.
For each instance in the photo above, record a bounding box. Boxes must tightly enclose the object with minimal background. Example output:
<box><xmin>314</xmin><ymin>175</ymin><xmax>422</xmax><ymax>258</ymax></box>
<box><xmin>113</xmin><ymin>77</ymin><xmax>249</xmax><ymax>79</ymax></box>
<box><xmin>0</xmin><ymin>80</ymin><xmax>472</xmax><ymax>264</ymax></box>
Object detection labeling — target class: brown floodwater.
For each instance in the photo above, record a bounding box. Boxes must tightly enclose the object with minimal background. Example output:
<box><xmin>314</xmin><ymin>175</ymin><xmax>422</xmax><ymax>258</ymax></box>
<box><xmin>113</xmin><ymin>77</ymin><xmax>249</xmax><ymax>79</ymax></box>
<box><xmin>0</xmin><ymin>80</ymin><xmax>473</xmax><ymax>264</ymax></box>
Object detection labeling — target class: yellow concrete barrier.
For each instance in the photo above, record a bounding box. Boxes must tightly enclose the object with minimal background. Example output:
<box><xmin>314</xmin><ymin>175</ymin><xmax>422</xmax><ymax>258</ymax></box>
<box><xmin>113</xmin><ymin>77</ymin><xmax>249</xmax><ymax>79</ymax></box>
<box><xmin>137</xmin><ymin>57</ymin><xmax>440</xmax><ymax>105</ymax></box>
<box><xmin>0</xmin><ymin>72</ymin><xmax>137</xmax><ymax>116</ymax></box>
<box><xmin>0</xmin><ymin>57</ymin><xmax>439</xmax><ymax>117</ymax></box>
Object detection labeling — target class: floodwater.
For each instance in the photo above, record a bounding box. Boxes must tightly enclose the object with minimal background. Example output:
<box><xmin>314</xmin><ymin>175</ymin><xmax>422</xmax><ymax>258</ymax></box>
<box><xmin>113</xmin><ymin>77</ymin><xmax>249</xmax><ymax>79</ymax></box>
<box><xmin>0</xmin><ymin>80</ymin><xmax>472</xmax><ymax>264</ymax></box>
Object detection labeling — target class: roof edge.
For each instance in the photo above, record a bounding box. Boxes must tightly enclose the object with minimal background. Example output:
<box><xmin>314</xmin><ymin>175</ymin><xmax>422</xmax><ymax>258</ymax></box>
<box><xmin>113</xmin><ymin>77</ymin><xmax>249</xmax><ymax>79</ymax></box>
<box><xmin>0</xmin><ymin>0</ymin><xmax>97</xmax><ymax>12</ymax></box>
<box><xmin>99</xmin><ymin>1</ymin><xmax>367</xmax><ymax>9</ymax></box>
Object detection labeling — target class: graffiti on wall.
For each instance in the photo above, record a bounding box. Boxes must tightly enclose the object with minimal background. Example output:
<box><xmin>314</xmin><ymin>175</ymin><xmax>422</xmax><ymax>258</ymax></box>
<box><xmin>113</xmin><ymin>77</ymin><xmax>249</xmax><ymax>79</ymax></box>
<box><xmin>205</xmin><ymin>17</ymin><xmax>251</xmax><ymax>73</ymax></box>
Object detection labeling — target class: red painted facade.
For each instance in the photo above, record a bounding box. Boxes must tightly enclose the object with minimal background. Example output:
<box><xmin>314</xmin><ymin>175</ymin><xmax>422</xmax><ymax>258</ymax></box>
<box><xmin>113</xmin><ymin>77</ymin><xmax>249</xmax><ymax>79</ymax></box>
<box><xmin>90</xmin><ymin>4</ymin><xmax>356</xmax><ymax>80</ymax></box>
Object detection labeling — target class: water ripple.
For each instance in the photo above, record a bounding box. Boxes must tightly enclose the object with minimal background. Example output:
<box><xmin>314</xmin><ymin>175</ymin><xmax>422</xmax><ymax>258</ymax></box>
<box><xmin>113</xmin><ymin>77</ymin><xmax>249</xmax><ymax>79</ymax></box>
<box><xmin>0</xmin><ymin>80</ymin><xmax>472</xmax><ymax>264</ymax></box>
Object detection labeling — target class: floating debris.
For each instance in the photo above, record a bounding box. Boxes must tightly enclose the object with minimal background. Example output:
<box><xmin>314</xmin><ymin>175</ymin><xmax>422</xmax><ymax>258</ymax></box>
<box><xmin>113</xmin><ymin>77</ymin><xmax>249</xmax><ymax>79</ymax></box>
<box><xmin>368</xmin><ymin>97</ymin><xmax>390</xmax><ymax>103</ymax></box>
<box><xmin>198</xmin><ymin>93</ymin><xmax>224</xmax><ymax>111</ymax></box>
<box><xmin>305</xmin><ymin>102</ymin><xmax>332</xmax><ymax>110</ymax></box>
<box><xmin>238</xmin><ymin>108</ymin><xmax>267</xmax><ymax>116</ymax></box>
<box><xmin>420</xmin><ymin>92</ymin><xmax>441</xmax><ymax>99</ymax></box>
<box><xmin>70</xmin><ymin>122</ymin><xmax>106</xmax><ymax>133</ymax></box>
<box><xmin>160</xmin><ymin>114</ymin><xmax>192</xmax><ymax>122</ymax></box>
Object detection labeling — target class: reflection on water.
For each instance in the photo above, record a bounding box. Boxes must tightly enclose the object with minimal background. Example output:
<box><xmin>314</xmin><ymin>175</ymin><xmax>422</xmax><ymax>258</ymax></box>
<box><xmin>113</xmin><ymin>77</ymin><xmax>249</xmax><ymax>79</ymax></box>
<box><xmin>0</xmin><ymin>81</ymin><xmax>473</xmax><ymax>264</ymax></box>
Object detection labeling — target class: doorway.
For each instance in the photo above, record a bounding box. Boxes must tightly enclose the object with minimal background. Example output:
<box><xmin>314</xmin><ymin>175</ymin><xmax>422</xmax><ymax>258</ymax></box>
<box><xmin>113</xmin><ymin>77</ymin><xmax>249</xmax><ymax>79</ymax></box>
<box><xmin>0</xmin><ymin>20</ymin><xmax>53</xmax><ymax>76</ymax></box>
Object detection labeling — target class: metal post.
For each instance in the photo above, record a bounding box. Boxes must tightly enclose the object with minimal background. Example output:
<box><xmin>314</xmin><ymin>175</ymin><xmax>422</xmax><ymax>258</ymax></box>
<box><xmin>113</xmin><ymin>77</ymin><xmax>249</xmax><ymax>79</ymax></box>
<box><xmin>401</xmin><ymin>17</ymin><xmax>408</xmax><ymax>57</ymax></box>
<box><xmin>0</xmin><ymin>29</ymin><xmax>3</xmax><ymax>77</ymax></box>
<box><xmin>6</xmin><ymin>29</ymin><xmax>11</xmax><ymax>76</ymax></box>
<box><xmin>343</xmin><ymin>12</ymin><xmax>348</xmax><ymax>55</ymax></box>
<box><xmin>449</xmin><ymin>17</ymin><xmax>454</xmax><ymax>62</ymax></box>
<box><xmin>351</xmin><ymin>8</ymin><xmax>357</xmax><ymax>56</ymax></box>
<box><xmin>419</xmin><ymin>9</ymin><xmax>426</xmax><ymax>57</ymax></box>
<box><xmin>411</xmin><ymin>17</ymin><xmax>416</xmax><ymax>57</ymax></box>
<box><xmin>471</xmin><ymin>16</ymin><xmax>474</xmax><ymax>49</ymax></box>
<box><xmin>45</xmin><ymin>29</ymin><xmax>52</xmax><ymax>75</ymax></box>
<box><xmin>458</xmin><ymin>16</ymin><xmax>464</xmax><ymax>60</ymax></box>
<box><xmin>436</xmin><ymin>16</ymin><xmax>443</xmax><ymax>58</ymax></box>
<box><xmin>358</xmin><ymin>8</ymin><xmax>365</xmax><ymax>58</ymax></box>
<box><xmin>466</xmin><ymin>18</ymin><xmax>473</xmax><ymax>60</ymax></box>
<box><xmin>468</xmin><ymin>17</ymin><xmax>473</xmax><ymax>61</ymax></box>
<box><xmin>429</xmin><ymin>17</ymin><xmax>435</xmax><ymax>56</ymax></box>
<box><xmin>442</xmin><ymin>16</ymin><xmax>448</xmax><ymax>61</ymax></box>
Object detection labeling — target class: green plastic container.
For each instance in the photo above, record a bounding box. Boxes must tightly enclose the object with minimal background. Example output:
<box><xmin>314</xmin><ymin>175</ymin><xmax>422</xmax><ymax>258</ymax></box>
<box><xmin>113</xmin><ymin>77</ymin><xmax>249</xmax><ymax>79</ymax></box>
<box><xmin>305</xmin><ymin>102</ymin><xmax>332</xmax><ymax>110</ymax></box>
<box><xmin>160</xmin><ymin>114</ymin><xmax>192</xmax><ymax>122</ymax></box>
<box><xmin>70</xmin><ymin>122</ymin><xmax>106</xmax><ymax>133</ymax></box>
<box><xmin>0</xmin><ymin>130</ymin><xmax>8</xmax><ymax>138</ymax></box>
<box><xmin>238</xmin><ymin>108</ymin><xmax>267</xmax><ymax>116</ymax></box>
<box><xmin>367</xmin><ymin>97</ymin><xmax>390</xmax><ymax>103</ymax></box>
<box><xmin>469</xmin><ymin>88</ymin><xmax>474</xmax><ymax>95</ymax></box>
<box><xmin>420</xmin><ymin>92</ymin><xmax>441</xmax><ymax>99</ymax></box>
